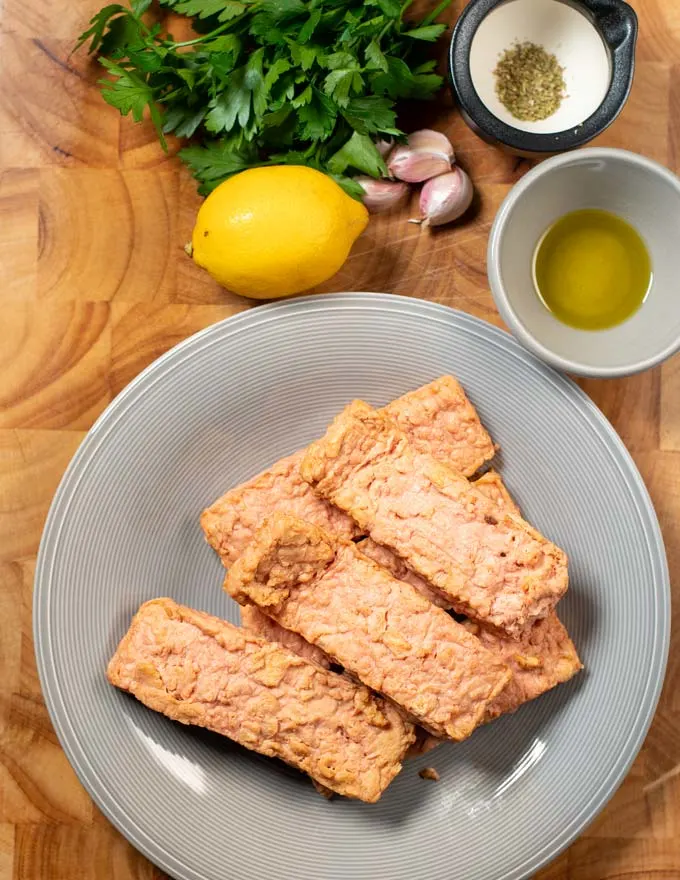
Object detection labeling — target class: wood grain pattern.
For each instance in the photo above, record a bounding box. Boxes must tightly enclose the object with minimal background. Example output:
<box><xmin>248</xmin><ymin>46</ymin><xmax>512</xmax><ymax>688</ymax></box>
<box><xmin>1</xmin><ymin>0</ymin><xmax>679</xmax><ymax>877</ymax></box>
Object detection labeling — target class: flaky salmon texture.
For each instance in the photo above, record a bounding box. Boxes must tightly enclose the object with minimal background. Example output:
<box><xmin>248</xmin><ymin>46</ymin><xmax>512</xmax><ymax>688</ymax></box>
<box><xmin>301</xmin><ymin>400</ymin><xmax>569</xmax><ymax>636</ymax></box>
<box><xmin>108</xmin><ymin>599</ymin><xmax>414</xmax><ymax>802</ymax></box>
<box><xmin>109</xmin><ymin>376</ymin><xmax>582</xmax><ymax>802</ymax></box>
<box><xmin>225</xmin><ymin>514</ymin><xmax>512</xmax><ymax>742</ymax></box>
<box><xmin>200</xmin><ymin>376</ymin><xmax>494</xmax><ymax>566</ymax></box>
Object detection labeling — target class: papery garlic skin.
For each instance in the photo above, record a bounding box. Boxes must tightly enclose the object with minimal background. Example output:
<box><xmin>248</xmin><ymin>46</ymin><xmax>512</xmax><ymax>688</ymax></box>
<box><xmin>387</xmin><ymin>129</ymin><xmax>455</xmax><ymax>183</ymax></box>
<box><xmin>375</xmin><ymin>139</ymin><xmax>394</xmax><ymax>159</ymax></box>
<box><xmin>419</xmin><ymin>168</ymin><xmax>474</xmax><ymax>227</ymax></box>
<box><xmin>356</xmin><ymin>176</ymin><xmax>410</xmax><ymax>214</ymax></box>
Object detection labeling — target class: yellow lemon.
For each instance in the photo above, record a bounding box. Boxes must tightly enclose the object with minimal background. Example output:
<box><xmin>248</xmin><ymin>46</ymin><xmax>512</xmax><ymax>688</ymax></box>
<box><xmin>190</xmin><ymin>165</ymin><xmax>369</xmax><ymax>299</ymax></box>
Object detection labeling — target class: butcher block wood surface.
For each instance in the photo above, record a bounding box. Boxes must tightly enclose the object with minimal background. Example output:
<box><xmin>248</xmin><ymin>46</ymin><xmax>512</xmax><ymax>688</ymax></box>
<box><xmin>1</xmin><ymin>0</ymin><xmax>679</xmax><ymax>877</ymax></box>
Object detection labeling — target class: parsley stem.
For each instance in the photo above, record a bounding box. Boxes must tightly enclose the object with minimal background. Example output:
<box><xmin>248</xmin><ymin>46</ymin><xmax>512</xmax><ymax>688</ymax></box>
<box><xmin>171</xmin><ymin>21</ymin><xmax>233</xmax><ymax>49</ymax></box>
<box><xmin>399</xmin><ymin>0</ymin><xmax>414</xmax><ymax>21</ymax></box>
<box><xmin>420</xmin><ymin>0</ymin><xmax>453</xmax><ymax>27</ymax></box>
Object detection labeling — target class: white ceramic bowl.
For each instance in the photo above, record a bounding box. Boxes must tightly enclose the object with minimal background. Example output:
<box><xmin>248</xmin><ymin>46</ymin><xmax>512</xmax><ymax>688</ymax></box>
<box><xmin>488</xmin><ymin>148</ymin><xmax>680</xmax><ymax>377</ymax></box>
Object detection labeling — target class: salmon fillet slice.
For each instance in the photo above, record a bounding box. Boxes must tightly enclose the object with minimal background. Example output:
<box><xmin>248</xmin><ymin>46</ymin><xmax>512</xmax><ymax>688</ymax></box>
<box><xmin>360</xmin><ymin>472</ymin><xmax>581</xmax><ymax>722</ymax></box>
<box><xmin>383</xmin><ymin>375</ymin><xmax>495</xmax><ymax>477</ymax></box>
<box><xmin>301</xmin><ymin>401</ymin><xmax>568</xmax><ymax>636</ymax></box>
<box><xmin>239</xmin><ymin>472</ymin><xmax>519</xmax><ymax>667</ymax></box>
<box><xmin>224</xmin><ymin>514</ymin><xmax>512</xmax><ymax>741</ymax></box>
<box><xmin>378</xmin><ymin>474</ymin><xmax>580</xmax><ymax>755</ymax></box>
<box><xmin>201</xmin><ymin>376</ymin><xmax>495</xmax><ymax>566</ymax></box>
<box><xmin>240</xmin><ymin>605</ymin><xmax>332</xmax><ymax>670</ymax></box>
<box><xmin>107</xmin><ymin>598</ymin><xmax>414</xmax><ymax>802</ymax></box>
<box><xmin>201</xmin><ymin>451</ymin><xmax>361</xmax><ymax>567</ymax></box>
<box><xmin>358</xmin><ymin>470</ymin><xmax>522</xmax><ymax>609</ymax></box>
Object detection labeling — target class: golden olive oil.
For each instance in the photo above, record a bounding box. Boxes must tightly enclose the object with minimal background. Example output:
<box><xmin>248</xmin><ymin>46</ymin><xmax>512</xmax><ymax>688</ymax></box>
<box><xmin>533</xmin><ymin>209</ymin><xmax>652</xmax><ymax>331</ymax></box>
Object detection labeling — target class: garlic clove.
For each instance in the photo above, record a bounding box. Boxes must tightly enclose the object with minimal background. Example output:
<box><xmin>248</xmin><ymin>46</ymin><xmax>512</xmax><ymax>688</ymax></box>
<box><xmin>407</xmin><ymin>129</ymin><xmax>455</xmax><ymax>161</ymax></box>
<box><xmin>387</xmin><ymin>128</ymin><xmax>455</xmax><ymax>183</ymax></box>
<box><xmin>375</xmin><ymin>138</ymin><xmax>394</xmax><ymax>159</ymax></box>
<box><xmin>418</xmin><ymin>167</ymin><xmax>474</xmax><ymax>227</ymax></box>
<box><xmin>356</xmin><ymin>176</ymin><xmax>410</xmax><ymax>214</ymax></box>
<box><xmin>388</xmin><ymin>147</ymin><xmax>451</xmax><ymax>184</ymax></box>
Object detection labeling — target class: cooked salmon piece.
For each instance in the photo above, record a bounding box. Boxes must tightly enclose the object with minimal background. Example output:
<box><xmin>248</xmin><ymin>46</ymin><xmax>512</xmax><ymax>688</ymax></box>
<box><xmin>224</xmin><ymin>515</ymin><xmax>512</xmax><ymax>741</ymax></box>
<box><xmin>473</xmin><ymin>470</ymin><xmax>521</xmax><ymax>517</ymax></box>
<box><xmin>201</xmin><ymin>451</ymin><xmax>361</xmax><ymax>567</ymax></box>
<box><xmin>201</xmin><ymin>377</ymin><xmax>495</xmax><ymax>567</ymax></box>
<box><xmin>388</xmin><ymin>473</ymin><xmax>581</xmax><ymax>755</ymax></box>
<box><xmin>358</xmin><ymin>469</ymin><xmax>523</xmax><ymax>609</ymax></box>
<box><xmin>301</xmin><ymin>402</ymin><xmax>568</xmax><ymax>636</ymax></box>
<box><xmin>462</xmin><ymin>614</ymin><xmax>582</xmax><ymax>720</ymax></box>
<box><xmin>240</xmin><ymin>604</ymin><xmax>332</xmax><ymax>670</ymax></box>
<box><xmin>107</xmin><ymin>598</ymin><xmax>414</xmax><ymax>802</ymax></box>
<box><xmin>383</xmin><ymin>375</ymin><xmax>495</xmax><ymax>477</ymax></box>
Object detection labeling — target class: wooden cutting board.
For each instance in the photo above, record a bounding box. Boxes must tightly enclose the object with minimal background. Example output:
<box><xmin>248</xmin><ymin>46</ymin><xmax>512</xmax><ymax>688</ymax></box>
<box><xmin>1</xmin><ymin>0</ymin><xmax>679</xmax><ymax>877</ymax></box>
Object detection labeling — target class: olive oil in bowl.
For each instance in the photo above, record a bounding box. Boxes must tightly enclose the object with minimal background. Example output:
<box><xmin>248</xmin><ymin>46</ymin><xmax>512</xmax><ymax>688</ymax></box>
<box><xmin>533</xmin><ymin>209</ymin><xmax>652</xmax><ymax>331</ymax></box>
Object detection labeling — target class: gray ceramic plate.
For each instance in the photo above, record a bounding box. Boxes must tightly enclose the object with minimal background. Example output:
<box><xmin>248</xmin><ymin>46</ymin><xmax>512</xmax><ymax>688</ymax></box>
<box><xmin>34</xmin><ymin>294</ymin><xmax>669</xmax><ymax>880</ymax></box>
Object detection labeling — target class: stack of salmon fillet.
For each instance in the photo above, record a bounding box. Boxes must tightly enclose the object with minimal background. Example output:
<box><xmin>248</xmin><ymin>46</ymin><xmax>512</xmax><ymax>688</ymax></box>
<box><xmin>108</xmin><ymin>376</ymin><xmax>582</xmax><ymax>803</ymax></box>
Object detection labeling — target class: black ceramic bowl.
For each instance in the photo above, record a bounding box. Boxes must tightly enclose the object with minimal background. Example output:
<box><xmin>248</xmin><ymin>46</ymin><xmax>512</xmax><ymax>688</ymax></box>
<box><xmin>449</xmin><ymin>0</ymin><xmax>638</xmax><ymax>156</ymax></box>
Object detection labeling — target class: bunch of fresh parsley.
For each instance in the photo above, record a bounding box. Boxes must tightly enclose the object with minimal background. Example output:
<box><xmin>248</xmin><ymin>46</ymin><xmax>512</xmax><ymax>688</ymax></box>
<box><xmin>78</xmin><ymin>0</ymin><xmax>451</xmax><ymax>197</ymax></box>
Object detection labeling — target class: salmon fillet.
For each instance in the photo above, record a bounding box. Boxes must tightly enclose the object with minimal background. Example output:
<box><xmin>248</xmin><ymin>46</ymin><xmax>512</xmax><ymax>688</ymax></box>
<box><xmin>358</xmin><ymin>469</ymin><xmax>522</xmax><ymax>609</ymax></box>
<box><xmin>201</xmin><ymin>451</ymin><xmax>361</xmax><ymax>567</ymax></box>
<box><xmin>224</xmin><ymin>514</ymin><xmax>512</xmax><ymax>741</ymax></box>
<box><xmin>462</xmin><ymin>615</ymin><xmax>582</xmax><ymax>720</ymax></box>
<box><xmin>383</xmin><ymin>375</ymin><xmax>494</xmax><ymax>477</ymax></box>
<box><xmin>301</xmin><ymin>401</ymin><xmax>568</xmax><ymax>636</ymax></box>
<box><xmin>395</xmin><ymin>475</ymin><xmax>580</xmax><ymax>755</ymax></box>
<box><xmin>107</xmin><ymin>598</ymin><xmax>414</xmax><ymax>802</ymax></box>
<box><xmin>201</xmin><ymin>377</ymin><xmax>495</xmax><ymax>566</ymax></box>
<box><xmin>240</xmin><ymin>605</ymin><xmax>332</xmax><ymax>670</ymax></box>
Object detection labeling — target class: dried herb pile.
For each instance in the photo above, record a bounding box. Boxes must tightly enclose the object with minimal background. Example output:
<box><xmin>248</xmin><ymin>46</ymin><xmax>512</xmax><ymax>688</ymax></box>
<box><xmin>494</xmin><ymin>41</ymin><xmax>566</xmax><ymax>122</ymax></box>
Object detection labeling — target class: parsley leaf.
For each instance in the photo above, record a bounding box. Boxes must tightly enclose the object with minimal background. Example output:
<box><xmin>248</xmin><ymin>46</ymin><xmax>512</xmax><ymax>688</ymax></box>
<box><xmin>402</xmin><ymin>24</ymin><xmax>447</xmax><ymax>41</ymax></box>
<box><xmin>368</xmin><ymin>0</ymin><xmax>402</xmax><ymax>19</ymax></box>
<box><xmin>342</xmin><ymin>96</ymin><xmax>399</xmax><ymax>136</ymax></box>
<box><xmin>205</xmin><ymin>66</ymin><xmax>250</xmax><ymax>134</ymax></box>
<box><xmin>330</xmin><ymin>173</ymin><xmax>366</xmax><ymax>200</ymax></box>
<box><xmin>99</xmin><ymin>58</ymin><xmax>167</xmax><ymax>147</ymax></box>
<box><xmin>180</xmin><ymin>139</ymin><xmax>257</xmax><ymax>192</ymax></box>
<box><xmin>371</xmin><ymin>55</ymin><xmax>443</xmax><ymax>99</ymax></box>
<box><xmin>99</xmin><ymin>59</ymin><xmax>152</xmax><ymax>120</ymax></box>
<box><xmin>298</xmin><ymin>88</ymin><xmax>337</xmax><ymax>140</ymax></box>
<box><xmin>327</xmin><ymin>131</ymin><xmax>387</xmax><ymax>178</ymax></box>
<box><xmin>172</xmin><ymin>0</ymin><xmax>246</xmax><ymax>22</ymax></box>
<box><xmin>79</xmin><ymin>0</ymin><xmax>452</xmax><ymax>197</ymax></box>
<box><xmin>163</xmin><ymin>105</ymin><xmax>206</xmax><ymax>137</ymax></box>
<box><xmin>76</xmin><ymin>5</ymin><xmax>128</xmax><ymax>53</ymax></box>
<box><xmin>323</xmin><ymin>68</ymin><xmax>363</xmax><ymax>108</ymax></box>
<box><xmin>298</xmin><ymin>9</ymin><xmax>321</xmax><ymax>42</ymax></box>
<box><xmin>365</xmin><ymin>40</ymin><xmax>388</xmax><ymax>72</ymax></box>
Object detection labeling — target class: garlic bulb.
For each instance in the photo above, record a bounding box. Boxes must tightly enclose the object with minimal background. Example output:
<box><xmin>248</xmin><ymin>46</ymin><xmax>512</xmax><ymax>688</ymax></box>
<box><xmin>356</xmin><ymin>176</ymin><xmax>410</xmax><ymax>214</ymax></box>
<box><xmin>387</xmin><ymin>129</ymin><xmax>455</xmax><ymax>183</ymax></box>
<box><xmin>418</xmin><ymin>168</ymin><xmax>474</xmax><ymax>227</ymax></box>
